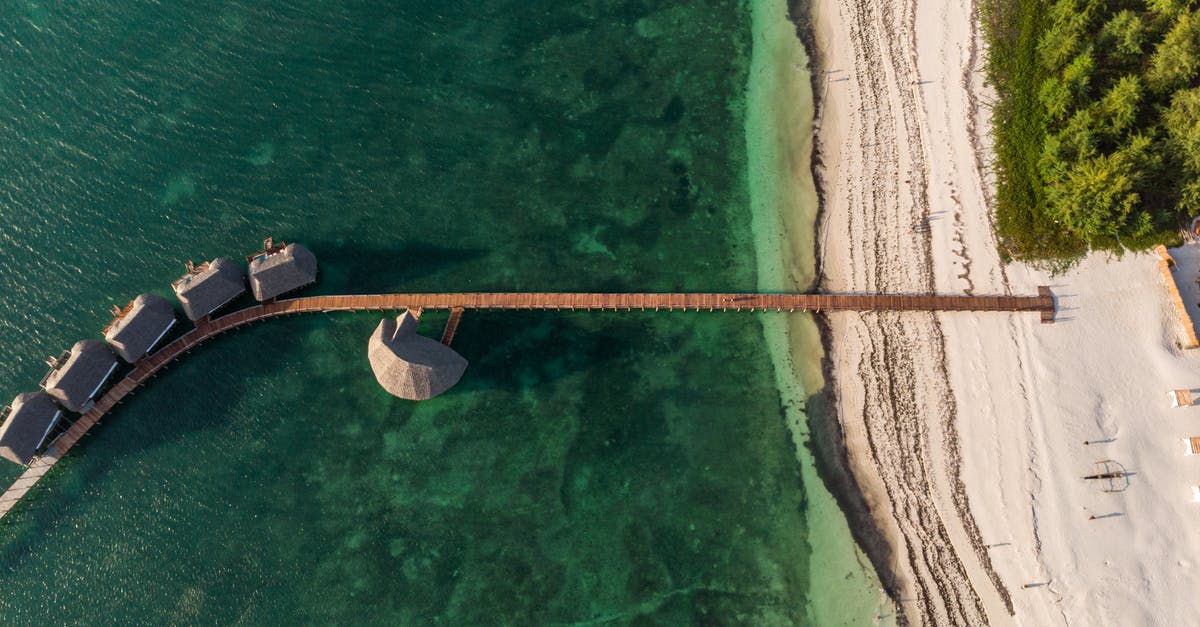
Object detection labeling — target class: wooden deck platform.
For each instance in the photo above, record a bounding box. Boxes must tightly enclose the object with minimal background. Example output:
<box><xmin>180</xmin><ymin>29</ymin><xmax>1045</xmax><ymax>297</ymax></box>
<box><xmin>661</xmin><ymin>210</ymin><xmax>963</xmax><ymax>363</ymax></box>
<box><xmin>0</xmin><ymin>288</ymin><xmax>1054</xmax><ymax>521</ymax></box>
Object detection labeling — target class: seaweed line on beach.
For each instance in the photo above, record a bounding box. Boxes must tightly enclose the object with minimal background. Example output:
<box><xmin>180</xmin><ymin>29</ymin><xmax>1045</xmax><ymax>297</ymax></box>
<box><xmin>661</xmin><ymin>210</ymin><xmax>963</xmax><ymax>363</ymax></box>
<box><xmin>802</xmin><ymin>0</ymin><xmax>1036</xmax><ymax>622</ymax></box>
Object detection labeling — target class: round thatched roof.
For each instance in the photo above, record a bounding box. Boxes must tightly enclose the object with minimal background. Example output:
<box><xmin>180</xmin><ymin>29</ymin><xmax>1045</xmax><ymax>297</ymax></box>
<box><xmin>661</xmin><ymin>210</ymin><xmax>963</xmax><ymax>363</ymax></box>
<box><xmin>368</xmin><ymin>312</ymin><xmax>467</xmax><ymax>401</ymax></box>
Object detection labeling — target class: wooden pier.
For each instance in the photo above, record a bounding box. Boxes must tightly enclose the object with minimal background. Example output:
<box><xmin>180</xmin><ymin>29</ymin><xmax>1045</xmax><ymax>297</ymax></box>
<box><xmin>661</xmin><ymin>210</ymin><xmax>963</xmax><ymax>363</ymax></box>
<box><xmin>0</xmin><ymin>288</ymin><xmax>1054</xmax><ymax>521</ymax></box>
<box><xmin>441</xmin><ymin>307</ymin><xmax>464</xmax><ymax>346</ymax></box>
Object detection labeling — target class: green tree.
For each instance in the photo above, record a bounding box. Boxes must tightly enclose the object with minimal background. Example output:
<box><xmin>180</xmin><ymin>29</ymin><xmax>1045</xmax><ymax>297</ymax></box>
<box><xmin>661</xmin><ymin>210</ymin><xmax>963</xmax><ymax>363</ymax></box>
<box><xmin>1040</xmin><ymin>132</ymin><xmax>1069</xmax><ymax>188</ymax></box>
<box><xmin>1164</xmin><ymin>87</ymin><xmax>1200</xmax><ymax>211</ymax></box>
<box><xmin>1038</xmin><ymin>0</ymin><xmax>1101</xmax><ymax>71</ymax></box>
<box><xmin>1039</xmin><ymin>77</ymin><xmax>1074</xmax><ymax>122</ymax></box>
<box><xmin>1102</xmin><ymin>10</ymin><xmax>1146</xmax><ymax>59</ymax></box>
<box><xmin>1038</xmin><ymin>18</ymin><xmax>1085</xmax><ymax>71</ymax></box>
<box><xmin>1147</xmin><ymin>11</ymin><xmax>1200</xmax><ymax>93</ymax></box>
<box><xmin>1055</xmin><ymin>108</ymin><xmax>1100</xmax><ymax>162</ymax></box>
<box><xmin>1177</xmin><ymin>178</ymin><xmax>1200</xmax><ymax>214</ymax></box>
<box><xmin>1147</xmin><ymin>0</ymin><xmax>1193</xmax><ymax>19</ymax></box>
<box><xmin>1061</xmin><ymin>49</ymin><xmax>1095</xmax><ymax>99</ymax></box>
<box><xmin>1045</xmin><ymin>139</ymin><xmax>1151</xmax><ymax>242</ymax></box>
<box><xmin>1164</xmin><ymin>86</ymin><xmax>1200</xmax><ymax>169</ymax></box>
<box><xmin>1095</xmin><ymin>75</ymin><xmax>1143</xmax><ymax>136</ymax></box>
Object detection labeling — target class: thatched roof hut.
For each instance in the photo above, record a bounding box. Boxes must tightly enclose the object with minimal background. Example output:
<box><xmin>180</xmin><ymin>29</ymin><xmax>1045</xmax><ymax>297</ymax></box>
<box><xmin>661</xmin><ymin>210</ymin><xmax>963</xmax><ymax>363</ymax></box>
<box><xmin>248</xmin><ymin>242</ymin><xmax>317</xmax><ymax>301</ymax></box>
<box><xmin>173</xmin><ymin>258</ymin><xmax>246</xmax><ymax>320</ymax></box>
<box><xmin>41</xmin><ymin>340</ymin><xmax>119</xmax><ymax>413</ymax></box>
<box><xmin>0</xmin><ymin>392</ymin><xmax>63</xmax><ymax>465</ymax></box>
<box><xmin>104</xmin><ymin>293</ymin><xmax>177</xmax><ymax>363</ymax></box>
<box><xmin>368</xmin><ymin>312</ymin><xmax>467</xmax><ymax>400</ymax></box>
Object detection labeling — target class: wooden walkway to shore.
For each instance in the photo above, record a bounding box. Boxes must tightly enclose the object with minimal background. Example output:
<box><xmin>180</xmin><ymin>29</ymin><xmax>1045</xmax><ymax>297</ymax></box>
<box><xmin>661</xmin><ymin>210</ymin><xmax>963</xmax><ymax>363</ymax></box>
<box><xmin>0</xmin><ymin>289</ymin><xmax>1053</xmax><ymax>521</ymax></box>
<box><xmin>441</xmin><ymin>307</ymin><xmax>464</xmax><ymax>346</ymax></box>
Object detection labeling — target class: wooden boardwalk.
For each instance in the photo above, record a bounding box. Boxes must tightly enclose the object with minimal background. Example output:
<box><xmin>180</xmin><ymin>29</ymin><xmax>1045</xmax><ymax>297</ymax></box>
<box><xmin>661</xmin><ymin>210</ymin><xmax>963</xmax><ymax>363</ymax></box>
<box><xmin>0</xmin><ymin>289</ymin><xmax>1053</xmax><ymax>521</ymax></box>
<box><xmin>441</xmin><ymin>307</ymin><xmax>464</xmax><ymax>346</ymax></box>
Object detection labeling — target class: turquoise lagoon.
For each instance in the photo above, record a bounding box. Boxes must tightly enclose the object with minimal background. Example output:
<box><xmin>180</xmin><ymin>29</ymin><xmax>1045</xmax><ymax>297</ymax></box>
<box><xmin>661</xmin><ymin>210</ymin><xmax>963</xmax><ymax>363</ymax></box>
<box><xmin>0</xmin><ymin>0</ymin><xmax>881</xmax><ymax>623</ymax></box>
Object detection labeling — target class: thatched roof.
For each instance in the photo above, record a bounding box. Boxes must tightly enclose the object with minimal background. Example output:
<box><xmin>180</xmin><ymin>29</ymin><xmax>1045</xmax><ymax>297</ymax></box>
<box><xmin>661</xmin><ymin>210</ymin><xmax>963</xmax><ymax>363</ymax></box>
<box><xmin>41</xmin><ymin>340</ymin><xmax>119</xmax><ymax>412</ymax></box>
<box><xmin>368</xmin><ymin>312</ymin><xmax>467</xmax><ymax>400</ymax></box>
<box><xmin>0</xmin><ymin>392</ymin><xmax>63</xmax><ymax>465</ymax></box>
<box><xmin>104</xmin><ymin>294</ymin><xmax>177</xmax><ymax>363</ymax></box>
<box><xmin>248</xmin><ymin>243</ymin><xmax>317</xmax><ymax>301</ymax></box>
<box><xmin>174</xmin><ymin>258</ymin><xmax>246</xmax><ymax>320</ymax></box>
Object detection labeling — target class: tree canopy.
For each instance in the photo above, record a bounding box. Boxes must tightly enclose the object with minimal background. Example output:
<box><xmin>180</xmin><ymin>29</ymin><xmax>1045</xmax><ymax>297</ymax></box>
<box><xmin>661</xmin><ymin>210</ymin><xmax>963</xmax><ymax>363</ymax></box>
<box><xmin>984</xmin><ymin>0</ymin><xmax>1200</xmax><ymax>261</ymax></box>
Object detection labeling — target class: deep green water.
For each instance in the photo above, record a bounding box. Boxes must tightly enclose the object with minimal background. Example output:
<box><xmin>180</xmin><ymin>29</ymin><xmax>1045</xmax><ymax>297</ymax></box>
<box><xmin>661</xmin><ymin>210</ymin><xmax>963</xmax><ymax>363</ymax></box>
<box><xmin>0</xmin><ymin>0</ymin><xmax>878</xmax><ymax>623</ymax></box>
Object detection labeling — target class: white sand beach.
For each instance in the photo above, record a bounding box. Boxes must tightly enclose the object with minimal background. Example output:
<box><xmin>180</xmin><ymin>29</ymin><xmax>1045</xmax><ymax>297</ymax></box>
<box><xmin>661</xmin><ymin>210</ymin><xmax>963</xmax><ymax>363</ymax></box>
<box><xmin>809</xmin><ymin>0</ymin><xmax>1200</xmax><ymax>624</ymax></box>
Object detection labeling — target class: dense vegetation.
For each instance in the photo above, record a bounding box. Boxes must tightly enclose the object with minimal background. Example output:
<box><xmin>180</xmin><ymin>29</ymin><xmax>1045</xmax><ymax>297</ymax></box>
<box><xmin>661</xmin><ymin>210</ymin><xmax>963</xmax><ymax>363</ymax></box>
<box><xmin>983</xmin><ymin>0</ymin><xmax>1200</xmax><ymax>263</ymax></box>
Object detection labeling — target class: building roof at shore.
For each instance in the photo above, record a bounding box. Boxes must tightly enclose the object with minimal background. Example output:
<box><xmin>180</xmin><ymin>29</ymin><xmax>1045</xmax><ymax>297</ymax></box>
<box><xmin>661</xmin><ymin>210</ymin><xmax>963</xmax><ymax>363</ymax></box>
<box><xmin>174</xmin><ymin>258</ymin><xmax>246</xmax><ymax>320</ymax></box>
<box><xmin>368</xmin><ymin>312</ymin><xmax>467</xmax><ymax>401</ymax></box>
<box><xmin>0</xmin><ymin>392</ymin><xmax>63</xmax><ymax>465</ymax></box>
<box><xmin>41</xmin><ymin>340</ymin><xmax>119</xmax><ymax>413</ymax></box>
<box><xmin>248</xmin><ymin>243</ymin><xmax>317</xmax><ymax>301</ymax></box>
<box><xmin>104</xmin><ymin>294</ymin><xmax>177</xmax><ymax>363</ymax></box>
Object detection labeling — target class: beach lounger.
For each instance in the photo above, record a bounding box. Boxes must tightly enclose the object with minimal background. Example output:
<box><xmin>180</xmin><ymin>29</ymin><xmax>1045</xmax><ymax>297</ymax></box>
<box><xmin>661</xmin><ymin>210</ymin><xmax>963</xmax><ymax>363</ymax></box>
<box><xmin>1169</xmin><ymin>389</ymin><xmax>1194</xmax><ymax>408</ymax></box>
<box><xmin>1193</xmin><ymin>486</ymin><xmax>1200</xmax><ymax>503</ymax></box>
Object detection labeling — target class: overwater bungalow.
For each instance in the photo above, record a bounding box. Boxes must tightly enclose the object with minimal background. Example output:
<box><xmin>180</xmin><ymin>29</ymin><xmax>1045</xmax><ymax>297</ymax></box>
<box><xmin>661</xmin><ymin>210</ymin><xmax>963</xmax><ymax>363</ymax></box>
<box><xmin>40</xmin><ymin>340</ymin><xmax>120</xmax><ymax>413</ymax></box>
<box><xmin>368</xmin><ymin>311</ymin><xmax>468</xmax><ymax>400</ymax></box>
<box><xmin>246</xmin><ymin>238</ymin><xmax>317</xmax><ymax>301</ymax></box>
<box><xmin>0</xmin><ymin>392</ymin><xmax>64</xmax><ymax>465</ymax></box>
<box><xmin>173</xmin><ymin>258</ymin><xmax>246</xmax><ymax>321</ymax></box>
<box><xmin>103</xmin><ymin>294</ymin><xmax>177</xmax><ymax>363</ymax></box>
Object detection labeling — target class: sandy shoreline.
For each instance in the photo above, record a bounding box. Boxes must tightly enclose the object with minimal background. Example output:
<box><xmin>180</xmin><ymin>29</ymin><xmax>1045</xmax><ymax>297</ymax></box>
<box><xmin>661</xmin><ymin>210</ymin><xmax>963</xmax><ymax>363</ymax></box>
<box><xmin>746</xmin><ymin>1</ymin><xmax>897</xmax><ymax>623</ymax></box>
<box><xmin>803</xmin><ymin>0</ymin><xmax>1200</xmax><ymax>624</ymax></box>
<box><xmin>807</xmin><ymin>0</ymin><xmax>1006</xmax><ymax>622</ymax></box>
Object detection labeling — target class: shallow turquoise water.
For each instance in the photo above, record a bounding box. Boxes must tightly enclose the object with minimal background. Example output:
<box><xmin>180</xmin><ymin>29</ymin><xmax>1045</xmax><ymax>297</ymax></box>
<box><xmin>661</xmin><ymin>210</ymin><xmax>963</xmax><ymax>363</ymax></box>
<box><xmin>0</xmin><ymin>0</ymin><xmax>874</xmax><ymax>623</ymax></box>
